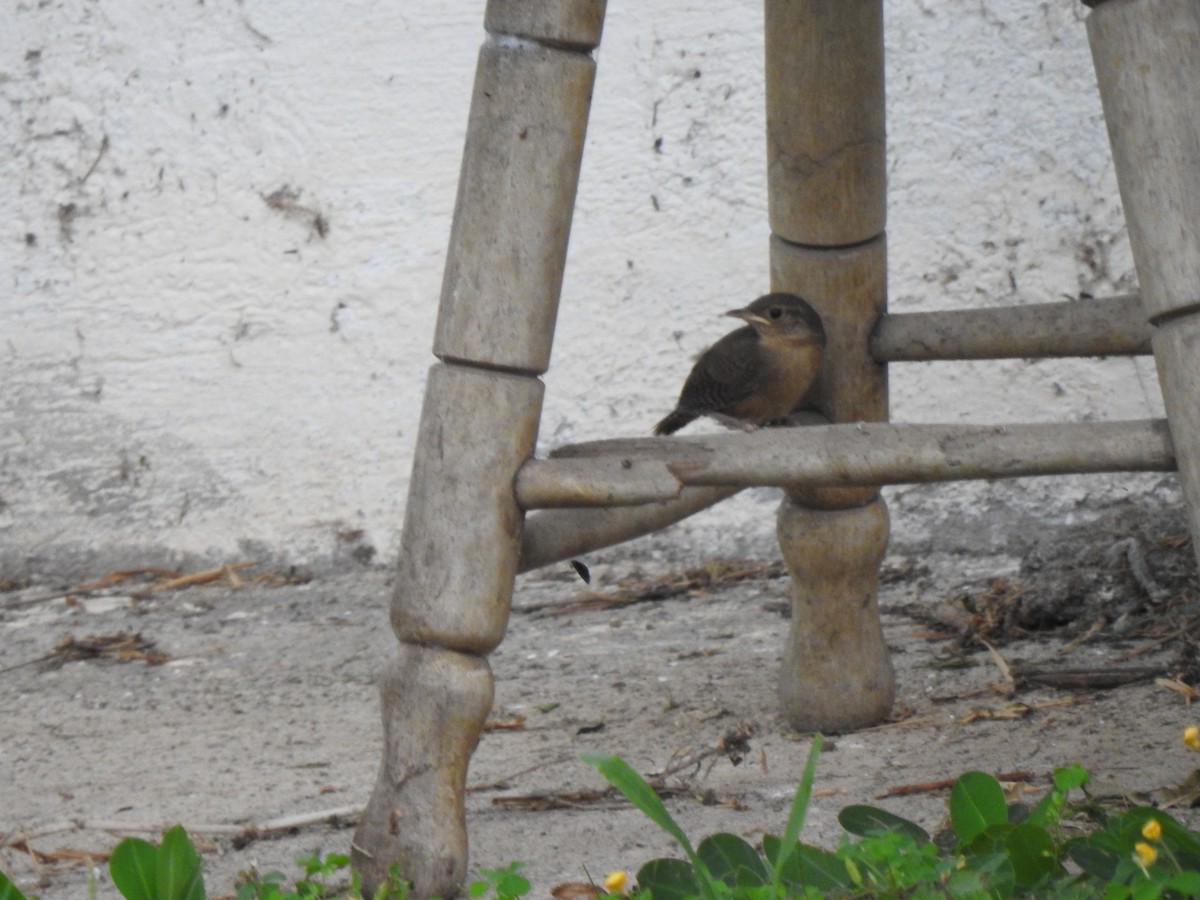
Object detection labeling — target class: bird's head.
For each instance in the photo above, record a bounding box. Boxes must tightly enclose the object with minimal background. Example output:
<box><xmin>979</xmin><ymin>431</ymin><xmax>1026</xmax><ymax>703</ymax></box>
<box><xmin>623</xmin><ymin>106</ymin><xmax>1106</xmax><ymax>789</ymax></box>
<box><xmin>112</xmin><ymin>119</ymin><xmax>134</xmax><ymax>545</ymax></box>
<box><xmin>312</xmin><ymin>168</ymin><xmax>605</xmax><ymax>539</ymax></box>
<box><xmin>726</xmin><ymin>293</ymin><xmax>826</xmax><ymax>346</ymax></box>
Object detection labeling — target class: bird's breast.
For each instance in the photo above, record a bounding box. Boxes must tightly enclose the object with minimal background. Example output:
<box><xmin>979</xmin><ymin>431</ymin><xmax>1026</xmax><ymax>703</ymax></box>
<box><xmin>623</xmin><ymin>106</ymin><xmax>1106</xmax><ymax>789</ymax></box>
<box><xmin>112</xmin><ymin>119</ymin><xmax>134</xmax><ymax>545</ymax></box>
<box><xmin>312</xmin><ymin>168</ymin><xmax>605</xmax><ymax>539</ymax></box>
<box><xmin>722</xmin><ymin>341</ymin><xmax>822</xmax><ymax>423</ymax></box>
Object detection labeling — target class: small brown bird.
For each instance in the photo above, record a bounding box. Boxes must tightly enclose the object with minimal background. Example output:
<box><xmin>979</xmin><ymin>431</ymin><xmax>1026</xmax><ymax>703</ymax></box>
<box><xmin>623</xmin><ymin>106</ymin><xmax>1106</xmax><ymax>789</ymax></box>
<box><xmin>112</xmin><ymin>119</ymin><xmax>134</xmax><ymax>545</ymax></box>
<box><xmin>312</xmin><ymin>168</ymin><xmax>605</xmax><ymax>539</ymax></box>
<box><xmin>653</xmin><ymin>293</ymin><xmax>826</xmax><ymax>436</ymax></box>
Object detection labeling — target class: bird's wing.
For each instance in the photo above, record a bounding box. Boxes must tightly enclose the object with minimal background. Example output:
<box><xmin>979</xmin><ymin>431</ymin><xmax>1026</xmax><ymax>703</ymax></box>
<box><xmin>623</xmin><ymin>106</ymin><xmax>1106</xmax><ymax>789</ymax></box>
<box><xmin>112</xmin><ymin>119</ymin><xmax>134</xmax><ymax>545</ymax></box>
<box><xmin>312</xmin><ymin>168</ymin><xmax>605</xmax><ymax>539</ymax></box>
<box><xmin>676</xmin><ymin>328</ymin><xmax>763</xmax><ymax>414</ymax></box>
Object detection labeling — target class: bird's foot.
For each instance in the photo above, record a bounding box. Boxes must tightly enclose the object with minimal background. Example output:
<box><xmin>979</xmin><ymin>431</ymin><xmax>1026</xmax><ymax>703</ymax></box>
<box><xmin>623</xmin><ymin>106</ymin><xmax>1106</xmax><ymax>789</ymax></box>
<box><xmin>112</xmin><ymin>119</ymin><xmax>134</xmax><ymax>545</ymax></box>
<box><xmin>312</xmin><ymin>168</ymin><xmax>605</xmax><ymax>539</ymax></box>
<box><xmin>710</xmin><ymin>413</ymin><xmax>758</xmax><ymax>432</ymax></box>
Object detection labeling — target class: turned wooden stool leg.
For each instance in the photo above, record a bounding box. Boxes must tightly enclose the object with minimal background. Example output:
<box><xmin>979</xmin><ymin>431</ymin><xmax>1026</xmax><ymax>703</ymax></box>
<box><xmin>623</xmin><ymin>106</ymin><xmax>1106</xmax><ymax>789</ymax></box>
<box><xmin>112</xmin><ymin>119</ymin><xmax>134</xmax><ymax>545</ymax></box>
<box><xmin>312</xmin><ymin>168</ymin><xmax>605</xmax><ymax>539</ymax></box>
<box><xmin>1087</xmin><ymin>0</ymin><xmax>1200</xmax><ymax>567</ymax></box>
<box><xmin>352</xmin><ymin>2</ymin><xmax>604</xmax><ymax>895</ymax></box>
<box><xmin>777</xmin><ymin>497</ymin><xmax>892</xmax><ymax>729</ymax></box>
<box><xmin>764</xmin><ymin>0</ymin><xmax>893</xmax><ymax>731</ymax></box>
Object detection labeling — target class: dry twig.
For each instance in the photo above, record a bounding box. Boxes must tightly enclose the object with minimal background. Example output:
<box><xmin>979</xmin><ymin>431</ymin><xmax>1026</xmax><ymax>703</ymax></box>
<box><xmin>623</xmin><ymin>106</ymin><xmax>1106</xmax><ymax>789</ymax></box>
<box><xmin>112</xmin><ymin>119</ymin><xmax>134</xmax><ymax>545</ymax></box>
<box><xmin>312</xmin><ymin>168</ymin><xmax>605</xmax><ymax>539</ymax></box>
<box><xmin>0</xmin><ymin>805</ymin><xmax>364</xmax><ymax>857</ymax></box>
<box><xmin>876</xmin><ymin>771</ymin><xmax>1036</xmax><ymax>800</ymax></box>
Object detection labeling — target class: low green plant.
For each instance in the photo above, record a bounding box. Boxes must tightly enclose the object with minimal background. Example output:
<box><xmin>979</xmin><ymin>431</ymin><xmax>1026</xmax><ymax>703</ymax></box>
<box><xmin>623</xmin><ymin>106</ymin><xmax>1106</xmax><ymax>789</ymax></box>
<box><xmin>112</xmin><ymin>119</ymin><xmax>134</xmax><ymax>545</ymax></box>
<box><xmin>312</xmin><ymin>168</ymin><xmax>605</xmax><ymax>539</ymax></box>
<box><xmin>468</xmin><ymin>862</ymin><xmax>530</xmax><ymax>900</ymax></box>
<box><xmin>0</xmin><ymin>829</ymin><xmax>520</xmax><ymax>900</ymax></box>
<box><xmin>0</xmin><ymin>830</ymin><xmax>412</xmax><ymax>900</ymax></box>
<box><xmin>585</xmin><ymin>738</ymin><xmax>1200</xmax><ymax>898</ymax></box>
<box><xmin>108</xmin><ymin>824</ymin><xmax>205</xmax><ymax>900</ymax></box>
<box><xmin>1</xmin><ymin>825</ymin><xmax>210</xmax><ymax>900</ymax></box>
<box><xmin>235</xmin><ymin>850</ymin><xmax>412</xmax><ymax>899</ymax></box>
<box><xmin>4</xmin><ymin>734</ymin><xmax>1200</xmax><ymax>899</ymax></box>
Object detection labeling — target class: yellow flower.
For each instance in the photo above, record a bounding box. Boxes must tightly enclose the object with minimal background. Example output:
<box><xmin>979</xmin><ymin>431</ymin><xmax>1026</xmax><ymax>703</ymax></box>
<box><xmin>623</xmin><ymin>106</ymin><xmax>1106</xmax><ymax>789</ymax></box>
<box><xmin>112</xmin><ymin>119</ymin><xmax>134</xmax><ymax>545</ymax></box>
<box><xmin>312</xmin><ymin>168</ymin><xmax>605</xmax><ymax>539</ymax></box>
<box><xmin>603</xmin><ymin>870</ymin><xmax>627</xmax><ymax>894</ymax></box>
<box><xmin>1142</xmin><ymin>818</ymin><xmax>1163</xmax><ymax>842</ymax></box>
<box><xmin>1185</xmin><ymin>725</ymin><xmax>1200</xmax><ymax>750</ymax></box>
<box><xmin>1134</xmin><ymin>841</ymin><xmax>1158</xmax><ymax>867</ymax></box>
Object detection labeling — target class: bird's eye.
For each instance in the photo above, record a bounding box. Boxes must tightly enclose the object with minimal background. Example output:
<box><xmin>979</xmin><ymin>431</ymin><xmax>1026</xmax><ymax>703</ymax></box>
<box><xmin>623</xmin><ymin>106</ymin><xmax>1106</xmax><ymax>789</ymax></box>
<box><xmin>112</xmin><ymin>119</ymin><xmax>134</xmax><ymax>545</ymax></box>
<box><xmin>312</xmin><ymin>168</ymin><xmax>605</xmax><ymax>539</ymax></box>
<box><xmin>769</xmin><ymin>307</ymin><xmax>783</xmax><ymax>320</ymax></box>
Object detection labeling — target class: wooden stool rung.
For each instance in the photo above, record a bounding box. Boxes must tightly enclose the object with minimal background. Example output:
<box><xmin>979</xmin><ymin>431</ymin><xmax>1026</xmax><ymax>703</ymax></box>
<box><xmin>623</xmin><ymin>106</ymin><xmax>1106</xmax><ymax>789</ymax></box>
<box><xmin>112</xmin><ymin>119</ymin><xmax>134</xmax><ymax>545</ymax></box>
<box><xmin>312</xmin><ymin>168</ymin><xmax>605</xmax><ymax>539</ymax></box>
<box><xmin>873</xmin><ymin>293</ymin><xmax>1150</xmax><ymax>362</ymax></box>
<box><xmin>516</xmin><ymin>419</ymin><xmax>1175</xmax><ymax>509</ymax></box>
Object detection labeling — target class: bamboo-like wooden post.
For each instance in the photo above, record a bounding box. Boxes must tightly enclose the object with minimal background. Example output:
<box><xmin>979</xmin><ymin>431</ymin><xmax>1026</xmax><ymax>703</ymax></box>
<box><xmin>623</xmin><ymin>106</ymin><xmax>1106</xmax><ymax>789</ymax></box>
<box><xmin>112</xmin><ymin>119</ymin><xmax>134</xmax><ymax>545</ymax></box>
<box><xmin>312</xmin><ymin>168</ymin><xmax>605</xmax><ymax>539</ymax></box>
<box><xmin>1087</xmin><ymin>0</ymin><xmax>1200</xmax><ymax>568</ymax></box>
<box><xmin>765</xmin><ymin>0</ymin><xmax>892</xmax><ymax>731</ymax></box>
<box><xmin>352</xmin><ymin>2</ymin><xmax>603</xmax><ymax>895</ymax></box>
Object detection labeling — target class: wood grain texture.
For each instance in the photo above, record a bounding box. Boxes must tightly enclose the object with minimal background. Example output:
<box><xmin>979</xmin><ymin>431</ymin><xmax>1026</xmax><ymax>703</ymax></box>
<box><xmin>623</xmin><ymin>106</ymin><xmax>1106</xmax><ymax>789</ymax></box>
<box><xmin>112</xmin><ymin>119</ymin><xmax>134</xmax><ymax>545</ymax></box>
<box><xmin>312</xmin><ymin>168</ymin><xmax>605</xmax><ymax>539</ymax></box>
<box><xmin>872</xmin><ymin>294</ymin><xmax>1151</xmax><ymax>362</ymax></box>
<box><xmin>435</xmin><ymin>42</ymin><xmax>595</xmax><ymax>373</ymax></box>
<box><xmin>1088</xmin><ymin>0</ymin><xmax>1200</xmax><ymax>317</ymax></box>
<box><xmin>516</xmin><ymin>419</ymin><xmax>1176</xmax><ymax>507</ymax></box>
<box><xmin>771</xmin><ymin>235</ymin><xmax>886</xmax><ymax>508</ymax></box>
<box><xmin>777</xmin><ymin>497</ymin><xmax>894</xmax><ymax>731</ymax></box>
<box><xmin>367</xmin><ymin>5</ymin><xmax>602</xmax><ymax>896</ymax></box>
<box><xmin>765</xmin><ymin>0</ymin><xmax>885</xmax><ymax>245</ymax></box>
<box><xmin>1150</xmin><ymin>321</ymin><xmax>1200</xmax><ymax>568</ymax></box>
<box><xmin>518</xmin><ymin>487</ymin><xmax>741</xmax><ymax>572</ymax></box>
<box><xmin>764</xmin><ymin>0</ymin><xmax>890</xmax><ymax>730</ymax></box>
<box><xmin>486</xmin><ymin>0</ymin><xmax>606</xmax><ymax>48</ymax></box>
<box><xmin>392</xmin><ymin>364</ymin><xmax>541</xmax><ymax>652</ymax></box>
<box><xmin>1088</xmin><ymin>0</ymin><xmax>1200</xmax><ymax>566</ymax></box>
<box><xmin>352</xmin><ymin>643</ymin><xmax>493</xmax><ymax>899</ymax></box>
<box><xmin>771</xmin><ymin>236</ymin><xmax>886</xmax><ymax>422</ymax></box>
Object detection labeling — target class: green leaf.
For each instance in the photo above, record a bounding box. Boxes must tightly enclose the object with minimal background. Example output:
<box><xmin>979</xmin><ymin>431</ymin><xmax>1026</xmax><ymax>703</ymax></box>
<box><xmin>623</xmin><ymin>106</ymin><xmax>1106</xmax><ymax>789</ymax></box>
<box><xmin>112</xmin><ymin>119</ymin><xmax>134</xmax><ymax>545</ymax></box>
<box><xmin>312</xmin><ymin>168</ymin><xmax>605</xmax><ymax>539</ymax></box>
<box><xmin>110</xmin><ymin>837</ymin><xmax>160</xmax><ymax>900</ymax></box>
<box><xmin>1065</xmin><ymin>832</ymin><xmax>1121</xmax><ymax>881</ymax></box>
<box><xmin>493</xmin><ymin>865</ymin><xmax>530</xmax><ymax>899</ymax></box>
<box><xmin>295</xmin><ymin>853</ymin><xmax>322</xmax><ymax>876</ymax></box>
<box><xmin>955</xmin><ymin>850</ymin><xmax>1016</xmax><ymax>899</ymax></box>
<box><xmin>157</xmin><ymin>825</ymin><xmax>205</xmax><ymax>900</ymax></box>
<box><xmin>764</xmin><ymin>835</ymin><xmax>854</xmax><ymax>893</ymax></box>
<box><xmin>1025</xmin><ymin>790</ymin><xmax>1062</xmax><ymax>829</ymax></box>
<box><xmin>944</xmin><ymin>866</ymin><xmax>989</xmax><ymax>898</ymax></box>
<box><xmin>1052</xmin><ymin>764</ymin><xmax>1089</xmax><ymax>793</ymax></box>
<box><xmin>1025</xmin><ymin>764</ymin><xmax>1087</xmax><ymax>829</ymax></box>
<box><xmin>582</xmin><ymin>754</ymin><xmax>719</xmax><ymax>900</ymax></box>
<box><xmin>760</xmin><ymin>835</ymin><xmax>783</xmax><ymax>867</ymax></box>
<box><xmin>582</xmin><ymin>754</ymin><xmax>695</xmax><ymax>857</ymax></box>
<box><xmin>838</xmin><ymin>805</ymin><xmax>930</xmax><ymax>844</ymax></box>
<box><xmin>1004</xmin><ymin>822</ymin><xmax>1058</xmax><ymax>887</ymax></box>
<box><xmin>1164</xmin><ymin>871</ymin><xmax>1200</xmax><ymax>895</ymax></box>
<box><xmin>842</xmin><ymin>855</ymin><xmax>863</xmax><ymax>889</ymax></box>
<box><xmin>635</xmin><ymin>859</ymin><xmax>699</xmax><ymax>900</ymax></box>
<box><xmin>793</xmin><ymin>844</ymin><xmax>853</xmax><ymax>891</ymax></box>
<box><xmin>697</xmin><ymin>834</ymin><xmax>767</xmax><ymax>888</ymax></box>
<box><xmin>0</xmin><ymin>871</ymin><xmax>30</xmax><ymax>900</ymax></box>
<box><xmin>962</xmin><ymin>823</ymin><xmax>1012</xmax><ymax>858</ymax></box>
<box><xmin>475</xmin><ymin>862</ymin><xmax>529</xmax><ymax>900</ymax></box>
<box><xmin>950</xmin><ymin>771</ymin><xmax>1008</xmax><ymax>846</ymax></box>
<box><xmin>771</xmin><ymin>734</ymin><xmax>823</xmax><ymax>885</ymax></box>
<box><xmin>1151</xmin><ymin>810</ymin><xmax>1200</xmax><ymax>868</ymax></box>
<box><xmin>377</xmin><ymin>865</ymin><xmax>411</xmax><ymax>900</ymax></box>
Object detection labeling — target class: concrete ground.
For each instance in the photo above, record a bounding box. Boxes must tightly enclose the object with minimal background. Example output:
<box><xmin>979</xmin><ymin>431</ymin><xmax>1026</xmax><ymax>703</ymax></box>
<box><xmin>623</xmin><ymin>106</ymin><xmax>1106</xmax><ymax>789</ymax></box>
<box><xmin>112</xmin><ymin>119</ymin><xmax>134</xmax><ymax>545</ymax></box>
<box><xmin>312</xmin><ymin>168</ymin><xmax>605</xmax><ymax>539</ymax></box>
<box><xmin>2</xmin><ymin>492</ymin><xmax>1198</xmax><ymax>898</ymax></box>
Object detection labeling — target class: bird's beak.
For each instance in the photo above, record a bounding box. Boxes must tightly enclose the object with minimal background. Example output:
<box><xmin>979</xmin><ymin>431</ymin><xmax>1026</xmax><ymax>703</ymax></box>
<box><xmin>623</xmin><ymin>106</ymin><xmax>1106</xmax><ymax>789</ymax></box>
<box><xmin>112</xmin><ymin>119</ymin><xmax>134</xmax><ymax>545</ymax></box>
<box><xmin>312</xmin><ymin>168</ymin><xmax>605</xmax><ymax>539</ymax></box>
<box><xmin>725</xmin><ymin>307</ymin><xmax>770</xmax><ymax>327</ymax></box>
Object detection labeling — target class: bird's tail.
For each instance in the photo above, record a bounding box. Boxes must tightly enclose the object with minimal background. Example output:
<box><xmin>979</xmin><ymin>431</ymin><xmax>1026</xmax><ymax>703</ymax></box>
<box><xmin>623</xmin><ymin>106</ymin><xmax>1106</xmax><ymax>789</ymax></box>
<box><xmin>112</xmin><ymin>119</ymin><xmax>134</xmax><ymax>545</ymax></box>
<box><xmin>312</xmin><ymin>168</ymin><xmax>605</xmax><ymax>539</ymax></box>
<box><xmin>653</xmin><ymin>410</ymin><xmax>695</xmax><ymax>436</ymax></box>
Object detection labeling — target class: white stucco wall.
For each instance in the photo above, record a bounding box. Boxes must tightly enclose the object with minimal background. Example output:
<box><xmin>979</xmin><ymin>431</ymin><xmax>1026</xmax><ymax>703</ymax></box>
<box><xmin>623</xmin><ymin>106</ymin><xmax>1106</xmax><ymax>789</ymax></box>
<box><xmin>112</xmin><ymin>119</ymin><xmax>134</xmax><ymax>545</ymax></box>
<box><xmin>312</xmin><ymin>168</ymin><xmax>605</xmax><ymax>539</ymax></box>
<box><xmin>1</xmin><ymin>1</ymin><xmax>1170</xmax><ymax>576</ymax></box>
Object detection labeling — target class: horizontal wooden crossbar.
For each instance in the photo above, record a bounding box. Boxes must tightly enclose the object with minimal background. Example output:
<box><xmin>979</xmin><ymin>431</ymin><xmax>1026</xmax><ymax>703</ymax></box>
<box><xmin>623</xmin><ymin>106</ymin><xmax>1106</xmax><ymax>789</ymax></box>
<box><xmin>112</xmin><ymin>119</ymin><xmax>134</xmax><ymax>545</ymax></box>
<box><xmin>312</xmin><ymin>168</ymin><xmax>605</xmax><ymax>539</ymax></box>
<box><xmin>518</xmin><ymin>295</ymin><xmax>1159</xmax><ymax>570</ymax></box>
<box><xmin>871</xmin><ymin>294</ymin><xmax>1151</xmax><ymax>361</ymax></box>
<box><xmin>518</xmin><ymin>485</ymin><xmax>740</xmax><ymax>573</ymax></box>
<box><xmin>516</xmin><ymin>419</ymin><xmax>1175</xmax><ymax>509</ymax></box>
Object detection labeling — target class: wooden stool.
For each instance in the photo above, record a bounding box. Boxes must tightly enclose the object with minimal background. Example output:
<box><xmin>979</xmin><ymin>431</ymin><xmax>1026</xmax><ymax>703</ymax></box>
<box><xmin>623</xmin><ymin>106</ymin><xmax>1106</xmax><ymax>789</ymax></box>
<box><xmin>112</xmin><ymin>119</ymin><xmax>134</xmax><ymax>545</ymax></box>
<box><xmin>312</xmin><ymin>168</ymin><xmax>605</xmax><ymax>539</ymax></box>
<box><xmin>352</xmin><ymin>0</ymin><xmax>1200</xmax><ymax>894</ymax></box>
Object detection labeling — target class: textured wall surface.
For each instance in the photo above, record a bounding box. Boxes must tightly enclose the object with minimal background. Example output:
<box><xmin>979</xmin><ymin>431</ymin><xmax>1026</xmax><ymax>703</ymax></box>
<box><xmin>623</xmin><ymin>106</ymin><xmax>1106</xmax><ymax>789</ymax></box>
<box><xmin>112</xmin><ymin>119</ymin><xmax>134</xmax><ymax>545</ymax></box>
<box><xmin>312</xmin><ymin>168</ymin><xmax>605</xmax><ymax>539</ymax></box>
<box><xmin>1</xmin><ymin>0</ymin><xmax>1170</xmax><ymax>576</ymax></box>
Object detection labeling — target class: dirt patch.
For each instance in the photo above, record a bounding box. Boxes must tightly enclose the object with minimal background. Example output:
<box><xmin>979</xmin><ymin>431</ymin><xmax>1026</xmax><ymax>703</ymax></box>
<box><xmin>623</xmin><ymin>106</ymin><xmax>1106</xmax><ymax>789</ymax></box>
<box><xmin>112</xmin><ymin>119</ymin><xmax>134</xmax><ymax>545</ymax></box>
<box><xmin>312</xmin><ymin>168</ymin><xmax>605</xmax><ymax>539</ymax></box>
<box><xmin>2</xmin><ymin>499</ymin><xmax>1199</xmax><ymax>898</ymax></box>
